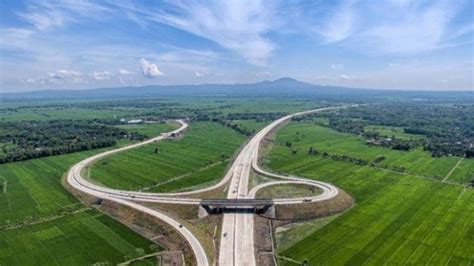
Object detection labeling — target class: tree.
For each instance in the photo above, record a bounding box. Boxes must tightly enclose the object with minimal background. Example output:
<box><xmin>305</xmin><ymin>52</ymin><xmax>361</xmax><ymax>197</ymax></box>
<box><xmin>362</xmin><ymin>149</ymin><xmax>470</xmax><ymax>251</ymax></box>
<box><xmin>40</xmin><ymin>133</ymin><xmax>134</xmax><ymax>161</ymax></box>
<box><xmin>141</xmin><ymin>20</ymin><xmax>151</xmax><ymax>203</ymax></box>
<box><xmin>466</xmin><ymin>148</ymin><xmax>474</xmax><ymax>158</ymax></box>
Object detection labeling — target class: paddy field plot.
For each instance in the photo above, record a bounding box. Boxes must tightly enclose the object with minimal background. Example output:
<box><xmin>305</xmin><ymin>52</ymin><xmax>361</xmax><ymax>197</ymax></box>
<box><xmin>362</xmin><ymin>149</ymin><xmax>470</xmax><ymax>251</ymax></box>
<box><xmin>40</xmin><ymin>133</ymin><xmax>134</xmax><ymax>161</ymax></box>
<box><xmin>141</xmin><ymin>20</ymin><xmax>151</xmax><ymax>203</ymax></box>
<box><xmin>0</xmin><ymin>151</ymin><xmax>101</xmax><ymax>225</ymax></box>
<box><xmin>0</xmin><ymin>150</ymin><xmax>157</xmax><ymax>265</ymax></box>
<box><xmin>265</xmin><ymin>121</ymin><xmax>474</xmax><ymax>265</ymax></box>
<box><xmin>90</xmin><ymin>122</ymin><xmax>247</xmax><ymax>192</ymax></box>
<box><xmin>446</xmin><ymin>158</ymin><xmax>474</xmax><ymax>184</ymax></box>
<box><xmin>0</xmin><ymin>210</ymin><xmax>156</xmax><ymax>265</ymax></box>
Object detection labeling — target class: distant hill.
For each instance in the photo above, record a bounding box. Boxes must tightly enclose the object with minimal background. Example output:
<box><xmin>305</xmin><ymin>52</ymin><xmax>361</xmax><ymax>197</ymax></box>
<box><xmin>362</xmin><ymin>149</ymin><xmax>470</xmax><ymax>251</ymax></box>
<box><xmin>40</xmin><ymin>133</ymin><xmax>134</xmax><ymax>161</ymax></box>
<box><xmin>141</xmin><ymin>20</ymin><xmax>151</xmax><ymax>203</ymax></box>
<box><xmin>1</xmin><ymin>77</ymin><xmax>472</xmax><ymax>101</ymax></box>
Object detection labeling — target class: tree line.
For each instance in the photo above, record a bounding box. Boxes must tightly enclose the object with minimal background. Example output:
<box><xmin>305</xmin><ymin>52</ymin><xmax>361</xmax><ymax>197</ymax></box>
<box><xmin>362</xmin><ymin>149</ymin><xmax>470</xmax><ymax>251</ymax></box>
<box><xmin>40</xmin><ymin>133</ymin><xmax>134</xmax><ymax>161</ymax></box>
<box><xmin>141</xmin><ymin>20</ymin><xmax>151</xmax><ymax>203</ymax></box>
<box><xmin>0</xmin><ymin>120</ymin><xmax>147</xmax><ymax>163</ymax></box>
<box><xmin>315</xmin><ymin>103</ymin><xmax>474</xmax><ymax>157</ymax></box>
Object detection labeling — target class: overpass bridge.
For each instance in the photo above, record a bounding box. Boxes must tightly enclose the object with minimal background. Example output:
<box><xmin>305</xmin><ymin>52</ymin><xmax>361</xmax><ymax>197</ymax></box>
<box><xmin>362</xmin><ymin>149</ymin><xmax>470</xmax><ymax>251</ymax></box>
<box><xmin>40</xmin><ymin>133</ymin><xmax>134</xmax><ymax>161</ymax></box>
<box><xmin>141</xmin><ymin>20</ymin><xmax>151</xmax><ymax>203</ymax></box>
<box><xmin>199</xmin><ymin>198</ymin><xmax>273</xmax><ymax>214</ymax></box>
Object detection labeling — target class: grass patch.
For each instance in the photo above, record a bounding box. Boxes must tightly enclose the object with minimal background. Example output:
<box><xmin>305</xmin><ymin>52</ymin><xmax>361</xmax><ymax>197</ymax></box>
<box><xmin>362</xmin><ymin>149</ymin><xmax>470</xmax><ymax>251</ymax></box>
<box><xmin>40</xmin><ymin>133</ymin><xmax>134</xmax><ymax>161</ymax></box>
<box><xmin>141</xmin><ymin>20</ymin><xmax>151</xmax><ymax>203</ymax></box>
<box><xmin>249</xmin><ymin>172</ymin><xmax>275</xmax><ymax>190</ymax></box>
<box><xmin>256</xmin><ymin>184</ymin><xmax>322</xmax><ymax>199</ymax></box>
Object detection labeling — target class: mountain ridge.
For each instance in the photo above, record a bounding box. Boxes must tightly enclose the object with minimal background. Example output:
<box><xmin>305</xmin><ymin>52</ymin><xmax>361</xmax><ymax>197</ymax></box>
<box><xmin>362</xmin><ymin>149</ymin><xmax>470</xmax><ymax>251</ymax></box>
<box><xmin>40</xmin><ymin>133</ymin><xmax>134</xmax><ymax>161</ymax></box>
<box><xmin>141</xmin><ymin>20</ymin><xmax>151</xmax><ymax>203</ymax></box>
<box><xmin>1</xmin><ymin>77</ymin><xmax>472</xmax><ymax>101</ymax></box>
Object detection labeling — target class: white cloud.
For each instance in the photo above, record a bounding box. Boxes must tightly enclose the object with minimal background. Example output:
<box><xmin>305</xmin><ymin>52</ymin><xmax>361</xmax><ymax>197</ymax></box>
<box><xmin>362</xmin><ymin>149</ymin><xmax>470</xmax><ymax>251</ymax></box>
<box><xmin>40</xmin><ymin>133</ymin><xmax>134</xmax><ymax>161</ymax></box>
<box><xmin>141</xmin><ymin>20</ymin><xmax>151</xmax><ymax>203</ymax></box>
<box><xmin>48</xmin><ymin>69</ymin><xmax>82</xmax><ymax>80</ymax></box>
<box><xmin>363</xmin><ymin>1</ymin><xmax>457</xmax><ymax>54</ymax></box>
<box><xmin>17</xmin><ymin>0</ymin><xmax>111</xmax><ymax>31</ymax></box>
<box><xmin>140</xmin><ymin>58</ymin><xmax>163</xmax><ymax>78</ymax></box>
<box><xmin>23</xmin><ymin>69</ymin><xmax>83</xmax><ymax>85</ymax></box>
<box><xmin>292</xmin><ymin>0</ymin><xmax>472</xmax><ymax>55</ymax></box>
<box><xmin>149</xmin><ymin>0</ymin><xmax>275</xmax><ymax>66</ymax></box>
<box><xmin>195</xmin><ymin>71</ymin><xmax>204</xmax><ymax>77</ymax></box>
<box><xmin>314</xmin><ymin>1</ymin><xmax>356</xmax><ymax>43</ymax></box>
<box><xmin>118</xmin><ymin>69</ymin><xmax>132</xmax><ymax>75</ymax></box>
<box><xmin>25</xmin><ymin>78</ymin><xmax>36</xmax><ymax>84</ymax></box>
<box><xmin>92</xmin><ymin>71</ymin><xmax>113</xmax><ymax>80</ymax></box>
<box><xmin>337</xmin><ymin>74</ymin><xmax>363</xmax><ymax>81</ymax></box>
<box><xmin>17</xmin><ymin>6</ymin><xmax>68</xmax><ymax>31</ymax></box>
<box><xmin>0</xmin><ymin>28</ymin><xmax>35</xmax><ymax>51</ymax></box>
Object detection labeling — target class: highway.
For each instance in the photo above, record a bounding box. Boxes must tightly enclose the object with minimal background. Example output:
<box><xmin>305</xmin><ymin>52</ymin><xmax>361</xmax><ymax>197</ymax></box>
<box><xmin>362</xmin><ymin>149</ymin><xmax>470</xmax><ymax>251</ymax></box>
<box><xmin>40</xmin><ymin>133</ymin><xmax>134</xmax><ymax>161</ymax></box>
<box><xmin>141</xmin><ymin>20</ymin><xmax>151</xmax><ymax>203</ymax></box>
<box><xmin>66</xmin><ymin>106</ymin><xmax>348</xmax><ymax>265</ymax></box>
<box><xmin>217</xmin><ymin>106</ymin><xmax>343</xmax><ymax>265</ymax></box>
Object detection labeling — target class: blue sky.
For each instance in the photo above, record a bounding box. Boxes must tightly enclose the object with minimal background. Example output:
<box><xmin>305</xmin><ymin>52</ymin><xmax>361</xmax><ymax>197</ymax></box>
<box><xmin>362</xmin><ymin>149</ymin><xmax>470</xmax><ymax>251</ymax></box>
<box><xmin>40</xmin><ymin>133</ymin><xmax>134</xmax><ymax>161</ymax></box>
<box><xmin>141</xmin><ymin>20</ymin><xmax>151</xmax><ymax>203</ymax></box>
<box><xmin>0</xmin><ymin>0</ymin><xmax>473</xmax><ymax>92</ymax></box>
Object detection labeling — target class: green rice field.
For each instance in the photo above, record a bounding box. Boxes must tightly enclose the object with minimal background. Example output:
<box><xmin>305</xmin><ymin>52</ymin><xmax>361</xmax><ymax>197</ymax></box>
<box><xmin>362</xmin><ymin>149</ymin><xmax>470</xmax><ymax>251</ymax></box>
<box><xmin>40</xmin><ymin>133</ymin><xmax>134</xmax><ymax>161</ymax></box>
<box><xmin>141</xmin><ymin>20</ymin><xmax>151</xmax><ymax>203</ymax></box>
<box><xmin>0</xmin><ymin>149</ymin><xmax>157</xmax><ymax>265</ymax></box>
<box><xmin>268</xmin><ymin>122</ymin><xmax>471</xmax><ymax>183</ymax></box>
<box><xmin>265</xmin><ymin>121</ymin><xmax>474</xmax><ymax>265</ymax></box>
<box><xmin>90</xmin><ymin>122</ymin><xmax>247</xmax><ymax>192</ymax></box>
<box><xmin>0</xmin><ymin>210</ymin><xmax>156</xmax><ymax>265</ymax></box>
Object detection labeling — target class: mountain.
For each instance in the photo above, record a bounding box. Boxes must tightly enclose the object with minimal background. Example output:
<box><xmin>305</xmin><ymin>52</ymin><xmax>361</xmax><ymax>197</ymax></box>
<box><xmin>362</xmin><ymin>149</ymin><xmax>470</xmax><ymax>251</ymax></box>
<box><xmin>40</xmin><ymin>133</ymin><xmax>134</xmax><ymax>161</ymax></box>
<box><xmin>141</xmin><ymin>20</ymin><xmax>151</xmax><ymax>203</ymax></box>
<box><xmin>1</xmin><ymin>78</ymin><xmax>472</xmax><ymax>101</ymax></box>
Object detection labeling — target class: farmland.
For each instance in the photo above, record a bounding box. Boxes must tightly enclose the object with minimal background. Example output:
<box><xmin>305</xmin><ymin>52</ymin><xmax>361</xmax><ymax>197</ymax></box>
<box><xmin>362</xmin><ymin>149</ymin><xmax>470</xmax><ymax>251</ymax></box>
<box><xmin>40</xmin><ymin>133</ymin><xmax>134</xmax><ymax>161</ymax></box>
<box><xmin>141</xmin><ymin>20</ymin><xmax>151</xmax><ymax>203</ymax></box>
<box><xmin>364</xmin><ymin>125</ymin><xmax>425</xmax><ymax>140</ymax></box>
<box><xmin>447</xmin><ymin>159</ymin><xmax>474</xmax><ymax>184</ymax></box>
<box><xmin>89</xmin><ymin>122</ymin><xmax>247</xmax><ymax>192</ymax></box>
<box><xmin>0</xmin><ymin>97</ymin><xmax>325</xmax><ymax>122</ymax></box>
<box><xmin>265</xmin><ymin>121</ymin><xmax>474</xmax><ymax>265</ymax></box>
<box><xmin>0</xmin><ymin>105</ymin><xmax>146</xmax><ymax>122</ymax></box>
<box><xmin>116</xmin><ymin>121</ymin><xmax>180</xmax><ymax>137</ymax></box>
<box><xmin>0</xmin><ymin>210</ymin><xmax>156</xmax><ymax>265</ymax></box>
<box><xmin>0</xmin><ymin>150</ymin><xmax>101</xmax><ymax>224</ymax></box>
<box><xmin>0</xmin><ymin>149</ymin><xmax>157</xmax><ymax>265</ymax></box>
<box><xmin>0</xmin><ymin>122</ymin><xmax>180</xmax><ymax>224</ymax></box>
<box><xmin>268</xmin><ymin>122</ymin><xmax>470</xmax><ymax>184</ymax></box>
